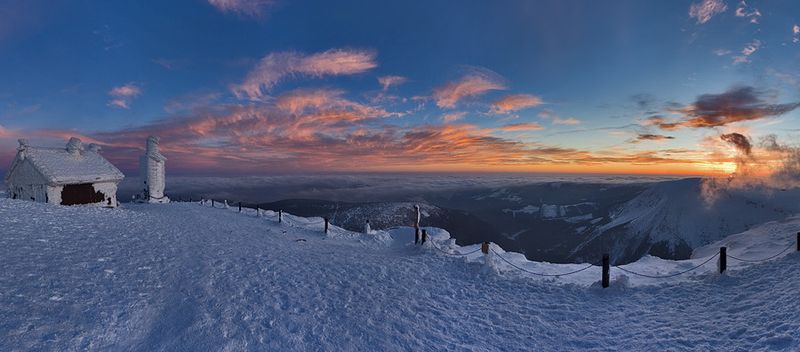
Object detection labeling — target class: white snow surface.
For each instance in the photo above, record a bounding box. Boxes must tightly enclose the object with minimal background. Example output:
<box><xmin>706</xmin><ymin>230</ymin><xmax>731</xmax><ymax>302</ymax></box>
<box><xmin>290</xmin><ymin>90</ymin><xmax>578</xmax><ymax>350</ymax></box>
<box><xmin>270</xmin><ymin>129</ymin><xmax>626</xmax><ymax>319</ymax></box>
<box><xmin>1</xmin><ymin>198</ymin><xmax>800</xmax><ymax>351</ymax></box>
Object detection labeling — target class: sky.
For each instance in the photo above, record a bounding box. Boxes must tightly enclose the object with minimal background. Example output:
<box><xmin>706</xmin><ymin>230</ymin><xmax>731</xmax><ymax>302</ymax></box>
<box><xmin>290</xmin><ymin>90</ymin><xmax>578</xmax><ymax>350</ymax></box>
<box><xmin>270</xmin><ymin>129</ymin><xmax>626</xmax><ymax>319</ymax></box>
<box><xmin>1</xmin><ymin>0</ymin><xmax>799</xmax><ymax>176</ymax></box>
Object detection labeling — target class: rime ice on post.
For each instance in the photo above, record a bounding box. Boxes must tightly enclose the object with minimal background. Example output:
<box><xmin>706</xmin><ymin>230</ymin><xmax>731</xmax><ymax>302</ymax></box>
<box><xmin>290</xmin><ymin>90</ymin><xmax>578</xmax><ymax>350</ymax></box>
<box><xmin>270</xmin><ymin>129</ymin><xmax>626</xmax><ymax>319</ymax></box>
<box><xmin>364</xmin><ymin>220</ymin><xmax>371</xmax><ymax>234</ymax></box>
<box><xmin>139</xmin><ymin>136</ymin><xmax>169</xmax><ymax>203</ymax></box>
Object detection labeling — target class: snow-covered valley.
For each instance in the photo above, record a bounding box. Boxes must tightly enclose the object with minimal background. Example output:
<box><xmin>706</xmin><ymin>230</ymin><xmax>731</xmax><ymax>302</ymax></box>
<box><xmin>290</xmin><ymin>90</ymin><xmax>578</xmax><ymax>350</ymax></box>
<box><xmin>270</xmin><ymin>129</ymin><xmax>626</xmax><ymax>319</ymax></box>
<box><xmin>1</xmin><ymin>198</ymin><xmax>800</xmax><ymax>351</ymax></box>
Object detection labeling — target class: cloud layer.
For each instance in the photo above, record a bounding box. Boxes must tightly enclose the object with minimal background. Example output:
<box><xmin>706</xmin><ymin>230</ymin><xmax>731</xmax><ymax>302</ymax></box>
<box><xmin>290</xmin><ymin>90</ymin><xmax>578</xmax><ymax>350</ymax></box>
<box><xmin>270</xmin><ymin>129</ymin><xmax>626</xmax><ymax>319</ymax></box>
<box><xmin>433</xmin><ymin>68</ymin><xmax>506</xmax><ymax>108</ymax></box>
<box><xmin>233</xmin><ymin>49</ymin><xmax>378</xmax><ymax>99</ymax></box>
<box><xmin>490</xmin><ymin>94</ymin><xmax>543</xmax><ymax>114</ymax></box>
<box><xmin>689</xmin><ymin>0</ymin><xmax>728</xmax><ymax>24</ymax></box>
<box><xmin>208</xmin><ymin>0</ymin><xmax>275</xmax><ymax>18</ymax></box>
<box><xmin>653</xmin><ymin>86</ymin><xmax>800</xmax><ymax>130</ymax></box>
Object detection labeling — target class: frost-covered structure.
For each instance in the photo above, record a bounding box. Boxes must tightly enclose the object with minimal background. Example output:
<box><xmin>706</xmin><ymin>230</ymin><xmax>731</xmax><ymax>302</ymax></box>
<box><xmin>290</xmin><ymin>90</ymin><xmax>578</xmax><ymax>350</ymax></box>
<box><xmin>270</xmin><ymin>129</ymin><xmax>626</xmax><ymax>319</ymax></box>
<box><xmin>4</xmin><ymin>137</ymin><xmax>124</xmax><ymax>207</ymax></box>
<box><xmin>139</xmin><ymin>136</ymin><xmax>169</xmax><ymax>203</ymax></box>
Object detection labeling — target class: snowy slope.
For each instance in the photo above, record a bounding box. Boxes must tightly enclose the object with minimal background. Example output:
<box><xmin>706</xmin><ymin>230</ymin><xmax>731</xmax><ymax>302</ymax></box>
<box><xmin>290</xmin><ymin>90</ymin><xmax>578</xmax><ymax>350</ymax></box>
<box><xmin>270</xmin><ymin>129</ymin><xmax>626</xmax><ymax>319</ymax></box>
<box><xmin>1</xmin><ymin>198</ymin><xmax>800</xmax><ymax>351</ymax></box>
<box><xmin>575</xmin><ymin>178</ymin><xmax>800</xmax><ymax>263</ymax></box>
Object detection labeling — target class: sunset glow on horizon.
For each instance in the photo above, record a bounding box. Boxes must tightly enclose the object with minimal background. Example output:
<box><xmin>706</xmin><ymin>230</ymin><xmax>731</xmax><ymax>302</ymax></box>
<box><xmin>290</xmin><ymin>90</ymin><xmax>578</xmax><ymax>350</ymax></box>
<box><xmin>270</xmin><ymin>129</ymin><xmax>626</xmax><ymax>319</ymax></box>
<box><xmin>1</xmin><ymin>0</ymin><xmax>799</xmax><ymax>176</ymax></box>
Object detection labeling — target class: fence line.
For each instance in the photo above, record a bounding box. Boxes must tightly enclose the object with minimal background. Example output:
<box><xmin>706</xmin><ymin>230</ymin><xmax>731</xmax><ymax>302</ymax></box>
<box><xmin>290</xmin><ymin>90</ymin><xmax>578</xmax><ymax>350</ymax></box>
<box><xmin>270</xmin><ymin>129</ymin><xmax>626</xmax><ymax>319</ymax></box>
<box><xmin>726</xmin><ymin>243</ymin><xmax>795</xmax><ymax>263</ymax></box>
<box><xmin>490</xmin><ymin>248</ymin><xmax>599</xmax><ymax>277</ymax></box>
<box><xmin>428</xmin><ymin>239</ymin><xmax>483</xmax><ymax>257</ymax></box>
<box><xmin>185</xmin><ymin>197</ymin><xmax>798</xmax><ymax>287</ymax></box>
<box><xmin>612</xmin><ymin>253</ymin><xmax>720</xmax><ymax>279</ymax></box>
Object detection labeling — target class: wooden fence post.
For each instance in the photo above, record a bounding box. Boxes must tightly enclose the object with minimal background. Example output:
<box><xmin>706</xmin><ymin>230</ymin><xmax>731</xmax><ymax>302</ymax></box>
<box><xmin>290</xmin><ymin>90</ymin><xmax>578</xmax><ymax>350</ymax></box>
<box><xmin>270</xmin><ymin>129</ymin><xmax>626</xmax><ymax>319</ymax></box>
<box><xmin>719</xmin><ymin>247</ymin><xmax>727</xmax><ymax>273</ymax></box>
<box><xmin>421</xmin><ymin>229</ymin><xmax>428</xmax><ymax>244</ymax></box>
<box><xmin>279</xmin><ymin>210</ymin><xmax>283</xmax><ymax>223</ymax></box>
<box><xmin>256</xmin><ymin>207</ymin><xmax>261</xmax><ymax>217</ymax></box>
<box><xmin>481</xmin><ymin>241</ymin><xmax>489</xmax><ymax>255</ymax></box>
<box><xmin>602</xmin><ymin>254</ymin><xmax>610</xmax><ymax>288</ymax></box>
<box><xmin>238</xmin><ymin>202</ymin><xmax>242</xmax><ymax>212</ymax></box>
<box><xmin>415</xmin><ymin>227</ymin><xmax>420</xmax><ymax>245</ymax></box>
<box><xmin>211</xmin><ymin>199</ymin><xmax>215</xmax><ymax>207</ymax></box>
<box><xmin>324</xmin><ymin>217</ymin><xmax>329</xmax><ymax>234</ymax></box>
<box><xmin>797</xmin><ymin>232</ymin><xmax>799</xmax><ymax>252</ymax></box>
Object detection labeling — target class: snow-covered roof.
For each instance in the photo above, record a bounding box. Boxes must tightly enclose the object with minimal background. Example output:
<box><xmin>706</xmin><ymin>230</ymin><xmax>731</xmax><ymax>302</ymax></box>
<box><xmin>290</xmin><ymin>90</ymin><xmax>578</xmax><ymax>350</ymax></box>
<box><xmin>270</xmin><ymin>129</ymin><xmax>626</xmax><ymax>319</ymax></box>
<box><xmin>7</xmin><ymin>138</ymin><xmax>124</xmax><ymax>185</ymax></box>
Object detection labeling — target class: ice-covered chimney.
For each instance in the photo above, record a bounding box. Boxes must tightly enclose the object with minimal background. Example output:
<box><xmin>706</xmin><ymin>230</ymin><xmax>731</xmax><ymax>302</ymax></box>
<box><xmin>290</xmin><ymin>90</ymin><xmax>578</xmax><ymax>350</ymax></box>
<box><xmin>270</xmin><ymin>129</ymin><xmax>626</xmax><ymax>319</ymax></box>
<box><xmin>66</xmin><ymin>137</ymin><xmax>83</xmax><ymax>155</ymax></box>
<box><xmin>17</xmin><ymin>139</ymin><xmax>28</xmax><ymax>160</ymax></box>
<box><xmin>87</xmin><ymin>143</ymin><xmax>101</xmax><ymax>153</ymax></box>
<box><xmin>146</xmin><ymin>135</ymin><xmax>159</xmax><ymax>156</ymax></box>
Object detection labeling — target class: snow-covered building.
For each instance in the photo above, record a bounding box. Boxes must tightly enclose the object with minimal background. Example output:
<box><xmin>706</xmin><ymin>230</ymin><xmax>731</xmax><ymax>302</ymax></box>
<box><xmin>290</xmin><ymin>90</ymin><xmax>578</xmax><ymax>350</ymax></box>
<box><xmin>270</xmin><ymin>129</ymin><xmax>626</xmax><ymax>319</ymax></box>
<box><xmin>4</xmin><ymin>137</ymin><xmax>124</xmax><ymax>207</ymax></box>
<box><xmin>139</xmin><ymin>136</ymin><xmax>169</xmax><ymax>203</ymax></box>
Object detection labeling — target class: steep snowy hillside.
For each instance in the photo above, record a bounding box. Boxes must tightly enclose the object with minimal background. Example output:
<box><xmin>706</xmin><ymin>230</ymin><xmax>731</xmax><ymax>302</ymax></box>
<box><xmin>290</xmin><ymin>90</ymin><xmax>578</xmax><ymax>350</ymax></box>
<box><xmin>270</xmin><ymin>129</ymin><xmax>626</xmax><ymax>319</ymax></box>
<box><xmin>1</xmin><ymin>198</ymin><xmax>799</xmax><ymax>351</ymax></box>
<box><xmin>573</xmin><ymin>178</ymin><xmax>800</xmax><ymax>263</ymax></box>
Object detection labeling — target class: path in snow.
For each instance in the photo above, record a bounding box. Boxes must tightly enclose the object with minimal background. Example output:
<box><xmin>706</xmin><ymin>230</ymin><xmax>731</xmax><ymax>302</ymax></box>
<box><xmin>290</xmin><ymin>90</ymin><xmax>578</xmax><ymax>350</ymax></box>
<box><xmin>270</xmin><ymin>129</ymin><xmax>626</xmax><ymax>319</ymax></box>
<box><xmin>1</xmin><ymin>199</ymin><xmax>799</xmax><ymax>351</ymax></box>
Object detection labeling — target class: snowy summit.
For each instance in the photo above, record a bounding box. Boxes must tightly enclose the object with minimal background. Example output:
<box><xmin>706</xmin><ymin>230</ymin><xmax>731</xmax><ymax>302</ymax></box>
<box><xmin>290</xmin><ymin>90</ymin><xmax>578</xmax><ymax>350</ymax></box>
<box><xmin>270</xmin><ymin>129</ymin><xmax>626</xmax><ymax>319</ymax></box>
<box><xmin>1</xmin><ymin>196</ymin><xmax>799</xmax><ymax>351</ymax></box>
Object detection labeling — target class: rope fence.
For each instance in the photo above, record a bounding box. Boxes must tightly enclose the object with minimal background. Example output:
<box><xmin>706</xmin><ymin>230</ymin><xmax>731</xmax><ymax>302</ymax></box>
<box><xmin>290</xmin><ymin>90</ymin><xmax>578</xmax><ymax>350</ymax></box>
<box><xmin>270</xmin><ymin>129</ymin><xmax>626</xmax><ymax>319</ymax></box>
<box><xmin>181</xmin><ymin>198</ymin><xmax>800</xmax><ymax>288</ymax></box>
<box><xmin>726</xmin><ymin>243</ymin><xmax>795</xmax><ymax>263</ymax></box>
<box><xmin>490</xmin><ymin>248</ymin><xmax>599</xmax><ymax>277</ymax></box>
<box><xmin>612</xmin><ymin>253</ymin><xmax>719</xmax><ymax>279</ymax></box>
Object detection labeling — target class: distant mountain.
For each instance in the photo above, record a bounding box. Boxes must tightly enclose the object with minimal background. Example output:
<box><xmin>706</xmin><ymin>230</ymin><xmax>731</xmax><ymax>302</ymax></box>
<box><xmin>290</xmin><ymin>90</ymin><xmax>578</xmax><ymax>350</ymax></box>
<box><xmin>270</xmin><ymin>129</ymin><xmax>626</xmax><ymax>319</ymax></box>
<box><xmin>572</xmin><ymin>178</ymin><xmax>800</xmax><ymax>264</ymax></box>
<box><xmin>258</xmin><ymin>182</ymin><xmax>648</xmax><ymax>263</ymax></box>
<box><xmin>206</xmin><ymin>178</ymin><xmax>800</xmax><ymax>265</ymax></box>
<box><xmin>256</xmin><ymin>199</ymin><xmax>497</xmax><ymax>244</ymax></box>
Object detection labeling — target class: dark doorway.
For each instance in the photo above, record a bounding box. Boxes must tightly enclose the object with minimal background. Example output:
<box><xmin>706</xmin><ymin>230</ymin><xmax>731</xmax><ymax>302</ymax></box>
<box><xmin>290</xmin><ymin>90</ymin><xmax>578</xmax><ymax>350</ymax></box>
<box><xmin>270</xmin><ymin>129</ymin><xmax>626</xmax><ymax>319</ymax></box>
<box><xmin>61</xmin><ymin>183</ymin><xmax>105</xmax><ymax>205</ymax></box>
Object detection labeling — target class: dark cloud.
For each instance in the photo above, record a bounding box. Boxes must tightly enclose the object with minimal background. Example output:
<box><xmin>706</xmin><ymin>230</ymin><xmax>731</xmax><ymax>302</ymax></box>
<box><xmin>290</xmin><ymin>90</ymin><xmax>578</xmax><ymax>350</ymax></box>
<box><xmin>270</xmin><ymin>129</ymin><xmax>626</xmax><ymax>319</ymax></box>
<box><xmin>720</xmin><ymin>132</ymin><xmax>752</xmax><ymax>156</ymax></box>
<box><xmin>630</xmin><ymin>93</ymin><xmax>656</xmax><ymax>110</ymax></box>
<box><xmin>634</xmin><ymin>133</ymin><xmax>675</xmax><ymax>142</ymax></box>
<box><xmin>653</xmin><ymin>86</ymin><xmax>800</xmax><ymax>130</ymax></box>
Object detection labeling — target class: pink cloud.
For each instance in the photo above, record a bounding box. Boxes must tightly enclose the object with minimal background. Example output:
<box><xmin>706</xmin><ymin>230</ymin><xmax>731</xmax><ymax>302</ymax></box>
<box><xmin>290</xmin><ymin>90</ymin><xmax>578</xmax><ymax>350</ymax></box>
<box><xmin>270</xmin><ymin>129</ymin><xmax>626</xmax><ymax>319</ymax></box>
<box><xmin>0</xmin><ymin>124</ymin><xmax>15</xmax><ymax>139</ymax></box>
<box><xmin>442</xmin><ymin>111</ymin><xmax>467</xmax><ymax>123</ymax></box>
<box><xmin>490</xmin><ymin>94</ymin><xmax>543</xmax><ymax>114</ymax></box>
<box><xmin>433</xmin><ymin>68</ymin><xmax>506</xmax><ymax>108</ymax></box>
<box><xmin>108</xmin><ymin>83</ymin><xmax>142</xmax><ymax>109</ymax></box>
<box><xmin>733</xmin><ymin>39</ymin><xmax>761</xmax><ymax>64</ymax></box>
<box><xmin>734</xmin><ymin>1</ymin><xmax>760</xmax><ymax>24</ymax></box>
<box><xmin>208</xmin><ymin>0</ymin><xmax>275</xmax><ymax>18</ymax></box>
<box><xmin>689</xmin><ymin>0</ymin><xmax>727</xmax><ymax>24</ymax></box>
<box><xmin>274</xmin><ymin>88</ymin><xmax>393</xmax><ymax>120</ymax></box>
<box><xmin>377</xmin><ymin>75</ymin><xmax>407</xmax><ymax>91</ymax></box>
<box><xmin>233</xmin><ymin>49</ymin><xmax>378</xmax><ymax>99</ymax></box>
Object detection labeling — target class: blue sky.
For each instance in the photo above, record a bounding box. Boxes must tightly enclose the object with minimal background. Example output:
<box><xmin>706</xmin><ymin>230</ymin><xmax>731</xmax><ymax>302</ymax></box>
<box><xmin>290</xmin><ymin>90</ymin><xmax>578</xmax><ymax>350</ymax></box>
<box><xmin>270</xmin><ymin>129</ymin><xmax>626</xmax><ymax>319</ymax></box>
<box><xmin>1</xmin><ymin>0</ymin><xmax>799</xmax><ymax>175</ymax></box>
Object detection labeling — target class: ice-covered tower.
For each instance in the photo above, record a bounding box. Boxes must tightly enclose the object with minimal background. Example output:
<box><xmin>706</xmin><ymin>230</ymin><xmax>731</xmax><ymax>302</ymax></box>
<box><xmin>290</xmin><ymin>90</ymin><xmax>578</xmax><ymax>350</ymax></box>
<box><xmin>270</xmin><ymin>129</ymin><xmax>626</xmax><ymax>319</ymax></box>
<box><xmin>139</xmin><ymin>136</ymin><xmax>169</xmax><ymax>203</ymax></box>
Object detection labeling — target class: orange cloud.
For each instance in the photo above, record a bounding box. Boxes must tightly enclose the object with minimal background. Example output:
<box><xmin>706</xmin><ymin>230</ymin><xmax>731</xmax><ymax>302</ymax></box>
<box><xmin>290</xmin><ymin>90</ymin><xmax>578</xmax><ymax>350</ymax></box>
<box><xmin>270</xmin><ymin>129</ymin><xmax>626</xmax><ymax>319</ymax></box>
<box><xmin>490</xmin><ymin>94</ymin><xmax>543</xmax><ymax>114</ymax></box>
<box><xmin>498</xmin><ymin>122</ymin><xmax>544</xmax><ymax>132</ymax></box>
<box><xmin>233</xmin><ymin>48</ymin><xmax>378</xmax><ymax>99</ymax></box>
<box><xmin>433</xmin><ymin>68</ymin><xmax>506</xmax><ymax>108</ymax></box>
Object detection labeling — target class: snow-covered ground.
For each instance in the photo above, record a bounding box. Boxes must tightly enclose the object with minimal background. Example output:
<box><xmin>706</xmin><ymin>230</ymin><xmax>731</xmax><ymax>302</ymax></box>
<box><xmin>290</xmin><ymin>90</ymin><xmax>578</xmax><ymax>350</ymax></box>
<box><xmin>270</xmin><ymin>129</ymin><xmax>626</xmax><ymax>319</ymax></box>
<box><xmin>1</xmin><ymin>198</ymin><xmax>799</xmax><ymax>351</ymax></box>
